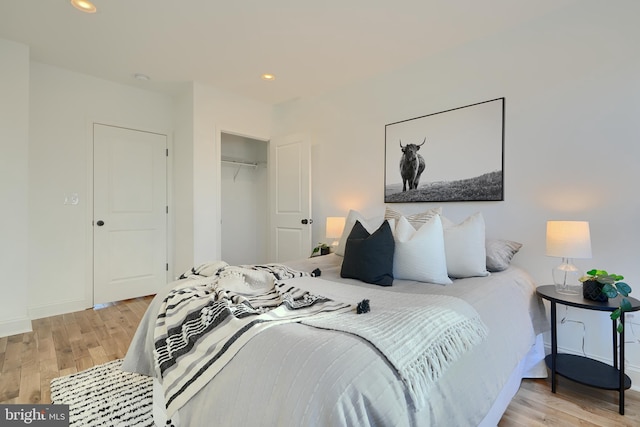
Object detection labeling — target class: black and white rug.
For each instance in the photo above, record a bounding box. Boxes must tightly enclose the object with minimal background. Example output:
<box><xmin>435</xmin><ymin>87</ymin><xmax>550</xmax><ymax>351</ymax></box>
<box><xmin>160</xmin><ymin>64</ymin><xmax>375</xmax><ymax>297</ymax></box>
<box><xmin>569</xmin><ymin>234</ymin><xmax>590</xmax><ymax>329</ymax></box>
<box><xmin>50</xmin><ymin>359</ymin><xmax>154</xmax><ymax>427</ymax></box>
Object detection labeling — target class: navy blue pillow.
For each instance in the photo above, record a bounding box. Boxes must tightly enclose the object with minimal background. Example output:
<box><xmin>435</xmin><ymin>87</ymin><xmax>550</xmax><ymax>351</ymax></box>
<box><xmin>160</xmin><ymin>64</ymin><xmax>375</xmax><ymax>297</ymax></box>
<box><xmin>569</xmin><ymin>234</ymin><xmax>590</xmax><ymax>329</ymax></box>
<box><xmin>340</xmin><ymin>220</ymin><xmax>395</xmax><ymax>286</ymax></box>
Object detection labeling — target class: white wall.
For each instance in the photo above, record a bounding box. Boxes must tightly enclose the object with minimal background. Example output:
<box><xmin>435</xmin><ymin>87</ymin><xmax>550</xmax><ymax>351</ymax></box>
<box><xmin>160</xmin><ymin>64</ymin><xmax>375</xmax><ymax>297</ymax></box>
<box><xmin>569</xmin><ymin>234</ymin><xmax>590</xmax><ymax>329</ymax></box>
<box><xmin>221</xmin><ymin>133</ymin><xmax>269</xmax><ymax>265</ymax></box>
<box><xmin>27</xmin><ymin>62</ymin><xmax>173</xmax><ymax>319</ymax></box>
<box><xmin>172</xmin><ymin>85</ymin><xmax>195</xmax><ymax>276</ymax></box>
<box><xmin>0</xmin><ymin>39</ymin><xmax>31</xmax><ymax>336</ymax></box>
<box><xmin>272</xmin><ymin>0</ymin><xmax>640</xmax><ymax>385</ymax></box>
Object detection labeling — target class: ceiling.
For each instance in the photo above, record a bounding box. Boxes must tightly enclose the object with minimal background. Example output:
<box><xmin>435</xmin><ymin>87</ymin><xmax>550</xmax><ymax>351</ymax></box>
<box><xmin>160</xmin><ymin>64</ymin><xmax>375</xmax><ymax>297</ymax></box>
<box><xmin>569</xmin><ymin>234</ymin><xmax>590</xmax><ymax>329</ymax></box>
<box><xmin>0</xmin><ymin>0</ymin><xmax>575</xmax><ymax>105</ymax></box>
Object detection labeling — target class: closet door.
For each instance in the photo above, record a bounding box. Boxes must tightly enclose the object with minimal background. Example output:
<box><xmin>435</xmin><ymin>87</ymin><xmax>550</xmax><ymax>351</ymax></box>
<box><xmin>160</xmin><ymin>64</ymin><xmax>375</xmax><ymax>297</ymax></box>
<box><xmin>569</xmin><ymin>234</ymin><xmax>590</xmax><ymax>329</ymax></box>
<box><xmin>269</xmin><ymin>134</ymin><xmax>312</xmax><ymax>262</ymax></box>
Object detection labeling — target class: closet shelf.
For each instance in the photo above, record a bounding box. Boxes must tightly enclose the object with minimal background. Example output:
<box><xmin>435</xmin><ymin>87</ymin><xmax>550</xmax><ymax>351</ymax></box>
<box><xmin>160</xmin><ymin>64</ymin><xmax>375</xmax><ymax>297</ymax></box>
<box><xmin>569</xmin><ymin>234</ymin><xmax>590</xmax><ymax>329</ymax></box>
<box><xmin>221</xmin><ymin>159</ymin><xmax>258</xmax><ymax>168</ymax></box>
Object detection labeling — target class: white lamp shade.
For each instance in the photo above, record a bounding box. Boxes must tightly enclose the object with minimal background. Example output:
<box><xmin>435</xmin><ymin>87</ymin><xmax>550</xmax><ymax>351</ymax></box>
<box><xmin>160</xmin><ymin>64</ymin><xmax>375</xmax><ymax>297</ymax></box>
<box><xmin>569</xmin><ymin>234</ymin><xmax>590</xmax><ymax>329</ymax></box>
<box><xmin>326</xmin><ymin>217</ymin><xmax>346</xmax><ymax>239</ymax></box>
<box><xmin>545</xmin><ymin>221</ymin><xmax>592</xmax><ymax>259</ymax></box>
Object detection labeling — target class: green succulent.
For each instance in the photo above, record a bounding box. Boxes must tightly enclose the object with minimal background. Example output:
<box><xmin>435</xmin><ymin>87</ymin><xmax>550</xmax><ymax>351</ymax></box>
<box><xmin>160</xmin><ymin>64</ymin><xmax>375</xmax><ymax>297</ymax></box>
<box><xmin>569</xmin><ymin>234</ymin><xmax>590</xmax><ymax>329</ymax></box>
<box><xmin>579</xmin><ymin>269</ymin><xmax>632</xmax><ymax>333</ymax></box>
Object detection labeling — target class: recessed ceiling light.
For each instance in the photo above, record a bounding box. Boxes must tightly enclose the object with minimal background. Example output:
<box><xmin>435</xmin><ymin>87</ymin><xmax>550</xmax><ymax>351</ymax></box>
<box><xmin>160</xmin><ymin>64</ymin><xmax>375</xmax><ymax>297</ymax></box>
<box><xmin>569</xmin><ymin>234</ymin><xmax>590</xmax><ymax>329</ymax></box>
<box><xmin>71</xmin><ymin>0</ymin><xmax>97</xmax><ymax>13</ymax></box>
<box><xmin>134</xmin><ymin>73</ymin><xmax>151</xmax><ymax>81</ymax></box>
<box><xmin>261</xmin><ymin>74</ymin><xmax>276</xmax><ymax>81</ymax></box>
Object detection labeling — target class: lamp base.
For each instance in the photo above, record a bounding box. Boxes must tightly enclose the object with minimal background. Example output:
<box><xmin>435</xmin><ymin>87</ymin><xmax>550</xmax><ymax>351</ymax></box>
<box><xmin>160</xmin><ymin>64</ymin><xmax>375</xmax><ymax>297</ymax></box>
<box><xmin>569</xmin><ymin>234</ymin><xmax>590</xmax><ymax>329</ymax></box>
<box><xmin>555</xmin><ymin>283</ymin><xmax>581</xmax><ymax>295</ymax></box>
<box><xmin>553</xmin><ymin>259</ymin><xmax>582</xmax><ymax>295</ymax></box>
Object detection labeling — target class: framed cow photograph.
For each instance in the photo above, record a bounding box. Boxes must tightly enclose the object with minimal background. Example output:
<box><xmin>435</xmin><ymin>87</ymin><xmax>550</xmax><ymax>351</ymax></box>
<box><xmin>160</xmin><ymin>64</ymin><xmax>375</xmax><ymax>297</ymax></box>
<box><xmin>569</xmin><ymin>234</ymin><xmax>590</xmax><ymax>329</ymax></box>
<box><xmin>384</xmin><ymin>97</ymin><xmax>505</xmax><ymax>203</ymax></box>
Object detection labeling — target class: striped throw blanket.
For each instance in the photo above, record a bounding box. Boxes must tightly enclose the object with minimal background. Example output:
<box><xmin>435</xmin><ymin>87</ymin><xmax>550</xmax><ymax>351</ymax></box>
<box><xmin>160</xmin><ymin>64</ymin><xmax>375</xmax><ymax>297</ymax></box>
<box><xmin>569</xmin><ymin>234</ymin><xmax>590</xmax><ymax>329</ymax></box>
<box><xmin>153</xmin><ymin>262</ymin><xmax>351</xmax><ymax>419</ymax></box>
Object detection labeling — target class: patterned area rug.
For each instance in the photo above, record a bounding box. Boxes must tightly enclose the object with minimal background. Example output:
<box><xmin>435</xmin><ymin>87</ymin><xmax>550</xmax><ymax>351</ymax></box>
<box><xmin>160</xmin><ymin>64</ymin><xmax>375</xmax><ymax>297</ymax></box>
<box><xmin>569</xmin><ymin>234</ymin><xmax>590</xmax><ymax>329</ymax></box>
<box><xmin>50</xmin><ymin>359</ymin><xmax>154</xmax><ymax>427</ymax></box>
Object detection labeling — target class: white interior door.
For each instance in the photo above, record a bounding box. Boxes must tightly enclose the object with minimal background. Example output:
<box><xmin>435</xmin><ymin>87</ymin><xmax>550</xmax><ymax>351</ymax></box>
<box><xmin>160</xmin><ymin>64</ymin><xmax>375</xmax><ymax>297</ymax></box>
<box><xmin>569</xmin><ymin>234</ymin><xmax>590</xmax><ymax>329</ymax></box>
<box><xmin>93</xmin><ymin>124</ymin><xmax>167</xmax><ymax>304</ymax></box>
<box><xmin>269</xmin><ymin>134</ymin><xmax>312</xmax><ymax>262</ymax></box>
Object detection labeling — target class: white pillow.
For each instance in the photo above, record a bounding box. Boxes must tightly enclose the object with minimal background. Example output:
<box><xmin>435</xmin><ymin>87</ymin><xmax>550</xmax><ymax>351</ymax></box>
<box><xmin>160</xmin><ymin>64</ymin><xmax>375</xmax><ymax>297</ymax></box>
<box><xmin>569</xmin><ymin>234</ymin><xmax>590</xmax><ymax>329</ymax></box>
<box><xmin>393</xmin><ymin>215</ymin><xmax>452</xmax><ymax>285</ymax></box>
<box><xmin>384</xmin><ymin>206</ymin><xmax>442</xmax><ymax>229</ymax></box>
<box><xmin>335</xmin><ymin>209</ymin><xmax>384</xmax><ymax>257</ymax></box>
<box><xmin>442</xmin><ymin>212</ymin><xmax>490</xmax><ymax>278</ymax></box>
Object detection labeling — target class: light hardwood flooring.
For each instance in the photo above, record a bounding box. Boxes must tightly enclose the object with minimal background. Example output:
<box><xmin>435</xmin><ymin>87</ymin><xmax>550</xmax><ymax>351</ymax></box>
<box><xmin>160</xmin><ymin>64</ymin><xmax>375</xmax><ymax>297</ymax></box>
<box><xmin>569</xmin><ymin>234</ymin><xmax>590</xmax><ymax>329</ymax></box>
<box><xmin>501</xmin><ymin>376</ymin><xmax>640</xmax><ymax>426</ymax></box>
<box><xmin>0</xmin><ymin>296</ymin><xmax>153</xmax><ymax>405</ymax></box>
<box><xmin>1</xmin><ymin>296</ymin><xmax>640</xmax><ymax>426</ymax></box>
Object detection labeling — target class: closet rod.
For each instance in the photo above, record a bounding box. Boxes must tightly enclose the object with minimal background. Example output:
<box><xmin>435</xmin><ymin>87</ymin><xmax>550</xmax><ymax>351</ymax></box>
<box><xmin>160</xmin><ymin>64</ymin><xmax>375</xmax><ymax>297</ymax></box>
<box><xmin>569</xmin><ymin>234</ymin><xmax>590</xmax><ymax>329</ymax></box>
<box><xmin>221</xmin><ymin>159</ymin><xmax>258</xmax><ymax>168</ymax></box>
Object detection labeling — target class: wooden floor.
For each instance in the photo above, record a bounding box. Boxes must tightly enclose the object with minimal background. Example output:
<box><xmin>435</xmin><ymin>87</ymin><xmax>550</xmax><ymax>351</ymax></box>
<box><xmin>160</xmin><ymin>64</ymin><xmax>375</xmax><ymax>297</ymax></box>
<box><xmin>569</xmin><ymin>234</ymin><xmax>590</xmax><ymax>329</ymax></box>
<box><xmin>500</xmin><ymin>377</ymin><xmax>640</xmax><ymax>426</ymax></box>
<box><xmin>1</xmin><ymin>296</ymin><xmax>639</xmax><ymax>426</ymax></box>
<box><xmin>0</xmin><ymin>296</ymin><xmax>153</xmax><ymax>405</ymax></box>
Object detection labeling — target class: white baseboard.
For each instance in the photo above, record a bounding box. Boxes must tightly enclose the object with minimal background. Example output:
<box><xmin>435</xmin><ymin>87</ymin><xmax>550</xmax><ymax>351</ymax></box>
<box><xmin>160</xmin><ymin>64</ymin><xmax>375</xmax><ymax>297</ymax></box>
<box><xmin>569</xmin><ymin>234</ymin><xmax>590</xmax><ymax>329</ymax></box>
<box><xmin>28</xmin><ymin>298</ymin><xmax>91</xmax><ymax>320</ymax></box>
<box><xmin>0</xmin><ymin>317</ymin><xmax>32</xmax><ymax>338</ymax></box>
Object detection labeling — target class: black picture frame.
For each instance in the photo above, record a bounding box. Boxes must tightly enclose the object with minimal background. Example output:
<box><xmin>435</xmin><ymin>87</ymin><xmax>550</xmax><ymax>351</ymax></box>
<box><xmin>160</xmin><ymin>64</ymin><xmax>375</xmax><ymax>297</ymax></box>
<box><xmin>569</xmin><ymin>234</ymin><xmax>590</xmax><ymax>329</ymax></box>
<box><xmin>384</xmin><ymin>97</ymin><xmax>505</xmax><ymax>203</ymax></box>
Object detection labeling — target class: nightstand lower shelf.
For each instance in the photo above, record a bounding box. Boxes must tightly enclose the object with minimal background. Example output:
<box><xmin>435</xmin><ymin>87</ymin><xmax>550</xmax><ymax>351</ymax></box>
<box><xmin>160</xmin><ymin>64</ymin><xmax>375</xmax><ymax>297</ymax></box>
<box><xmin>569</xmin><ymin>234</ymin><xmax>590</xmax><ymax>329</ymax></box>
<box><xmin>545</xmin><ymin>354</ymin><xmax>631</xmax><ymax>390</ymax></box>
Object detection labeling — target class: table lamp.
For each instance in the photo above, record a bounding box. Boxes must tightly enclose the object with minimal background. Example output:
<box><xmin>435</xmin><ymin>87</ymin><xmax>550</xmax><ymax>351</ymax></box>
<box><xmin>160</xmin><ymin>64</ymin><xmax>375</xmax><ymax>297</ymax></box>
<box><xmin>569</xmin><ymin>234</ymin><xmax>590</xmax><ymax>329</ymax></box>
<box><xmin>546</xmin><ymin>220</ymin><xmax>592</xmax><ymax>294</ymax></box>
<box><xmin>326</xmin><ymin>217</ymin><xmax>346</xmax><ymax>248</ymax></box>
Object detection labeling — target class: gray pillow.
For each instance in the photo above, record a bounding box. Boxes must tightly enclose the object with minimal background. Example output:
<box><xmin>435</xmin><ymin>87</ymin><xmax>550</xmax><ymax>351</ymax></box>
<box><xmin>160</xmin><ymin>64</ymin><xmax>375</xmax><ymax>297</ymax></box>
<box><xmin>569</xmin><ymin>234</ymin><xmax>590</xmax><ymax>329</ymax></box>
<box><xmin>485</xmin><ymin>239</ymin><xmax>522</xmax><ymax>272</ymax></box>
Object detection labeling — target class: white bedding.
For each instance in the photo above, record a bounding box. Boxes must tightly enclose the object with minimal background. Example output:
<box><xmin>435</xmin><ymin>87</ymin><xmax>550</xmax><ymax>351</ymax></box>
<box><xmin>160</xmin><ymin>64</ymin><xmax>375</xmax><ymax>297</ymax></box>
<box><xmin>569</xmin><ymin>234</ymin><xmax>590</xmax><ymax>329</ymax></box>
<box><xmin>123</xmin><ymin>254</ymin><xmax>547</xmax><ymax>426</ymax></box>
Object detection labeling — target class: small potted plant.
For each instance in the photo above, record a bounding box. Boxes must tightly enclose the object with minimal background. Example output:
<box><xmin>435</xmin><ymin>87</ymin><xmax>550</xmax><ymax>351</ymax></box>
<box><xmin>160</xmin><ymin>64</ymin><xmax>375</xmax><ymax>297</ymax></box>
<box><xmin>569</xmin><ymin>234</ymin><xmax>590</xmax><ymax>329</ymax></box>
<box><xmin>311</xmin><ymin>242</ymin><xmax>331</xmax><ymax>257</ymax></box>
<box><xmin>579</xmin><ymin>269</ymin><xmax>633</xmax><ymax>332</ymax></box>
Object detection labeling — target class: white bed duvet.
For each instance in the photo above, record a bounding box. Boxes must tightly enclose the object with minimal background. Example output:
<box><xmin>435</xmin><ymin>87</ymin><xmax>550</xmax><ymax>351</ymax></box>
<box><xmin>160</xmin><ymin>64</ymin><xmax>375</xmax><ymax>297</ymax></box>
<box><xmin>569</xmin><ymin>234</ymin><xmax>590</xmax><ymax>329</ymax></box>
<box><xmin>122</xmin><ymin>254</ymin><xmax>547</xmax><ymax>426</ymax></box>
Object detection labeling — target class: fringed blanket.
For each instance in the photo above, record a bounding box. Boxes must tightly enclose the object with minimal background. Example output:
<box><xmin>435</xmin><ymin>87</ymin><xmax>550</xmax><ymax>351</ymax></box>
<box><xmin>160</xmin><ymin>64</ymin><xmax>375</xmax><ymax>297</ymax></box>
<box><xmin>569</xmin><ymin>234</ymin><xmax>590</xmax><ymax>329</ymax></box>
<box><xmin>154</xmin><ymin>262</ymin><xmax>351</xmax><ymax>419</ymax></box>
<box><xmin>302</xmin><ymin>293</ymin><xmax>489</xmax><ymax>411</ymax></box>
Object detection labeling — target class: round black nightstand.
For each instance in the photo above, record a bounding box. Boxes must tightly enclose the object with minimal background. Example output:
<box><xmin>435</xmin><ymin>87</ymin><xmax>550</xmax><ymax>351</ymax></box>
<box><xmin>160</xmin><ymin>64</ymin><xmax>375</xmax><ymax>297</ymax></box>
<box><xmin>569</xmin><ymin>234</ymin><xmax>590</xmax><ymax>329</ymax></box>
<box><xmin>536</xmin><ymin>285</ymin><xmax>640</xmax><ymax>415</ymax></box>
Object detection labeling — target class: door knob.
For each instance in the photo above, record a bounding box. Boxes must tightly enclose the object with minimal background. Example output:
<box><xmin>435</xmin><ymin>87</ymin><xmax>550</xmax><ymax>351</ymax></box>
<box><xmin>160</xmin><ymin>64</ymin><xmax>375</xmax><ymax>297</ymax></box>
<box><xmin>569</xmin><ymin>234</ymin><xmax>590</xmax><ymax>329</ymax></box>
<box><xmin>96</xmin><ymin>220</ymin><xmax>105</xmax><ymax>226</ymax></box>
<box><xmin>301</xmin><ymin>219</ymin><xmax>314</xmax><ymax>225</ymax></box>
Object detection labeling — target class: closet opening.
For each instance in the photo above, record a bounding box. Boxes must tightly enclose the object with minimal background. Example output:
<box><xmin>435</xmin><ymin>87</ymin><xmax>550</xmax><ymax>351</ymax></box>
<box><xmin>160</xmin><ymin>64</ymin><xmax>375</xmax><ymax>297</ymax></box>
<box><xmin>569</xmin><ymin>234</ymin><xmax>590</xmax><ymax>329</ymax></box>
<box><xmin>220</xmin><ymin>132</ymin><xmax>269</xmax><ymax>265</ymax></box>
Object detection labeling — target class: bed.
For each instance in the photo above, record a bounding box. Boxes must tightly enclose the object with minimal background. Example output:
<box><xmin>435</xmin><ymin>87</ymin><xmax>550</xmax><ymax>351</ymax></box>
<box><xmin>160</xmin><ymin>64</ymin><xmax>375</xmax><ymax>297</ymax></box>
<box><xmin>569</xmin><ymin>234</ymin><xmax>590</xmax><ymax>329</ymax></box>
<box><xmin>122</xmin><ymin>210</ymin><xmax>548</xmax><ymax>427</ymax></box>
